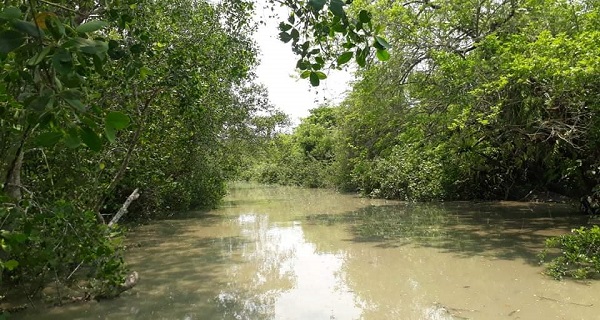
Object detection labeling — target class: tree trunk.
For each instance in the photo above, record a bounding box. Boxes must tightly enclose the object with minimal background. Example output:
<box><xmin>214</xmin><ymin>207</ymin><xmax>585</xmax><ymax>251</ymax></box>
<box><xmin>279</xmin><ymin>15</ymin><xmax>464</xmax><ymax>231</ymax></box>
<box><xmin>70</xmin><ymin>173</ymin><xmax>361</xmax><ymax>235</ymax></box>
<box><xmin>3</xmin><ymin>126</ymin><xmax>31</xmax><ymax>201</ymax></box>
<box><xmin>4</xmin><ymin>147</ymin><xmax>23</xmax><ymax>200</ymax></box>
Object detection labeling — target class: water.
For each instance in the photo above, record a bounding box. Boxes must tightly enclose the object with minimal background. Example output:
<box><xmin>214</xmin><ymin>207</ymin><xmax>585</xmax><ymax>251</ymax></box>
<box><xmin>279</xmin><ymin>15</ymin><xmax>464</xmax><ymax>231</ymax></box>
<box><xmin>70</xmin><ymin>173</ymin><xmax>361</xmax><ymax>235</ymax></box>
<box><xmin>13</xmin><ymin>183</ymin><xmax>600</xmax><ymax>319</ymax></box>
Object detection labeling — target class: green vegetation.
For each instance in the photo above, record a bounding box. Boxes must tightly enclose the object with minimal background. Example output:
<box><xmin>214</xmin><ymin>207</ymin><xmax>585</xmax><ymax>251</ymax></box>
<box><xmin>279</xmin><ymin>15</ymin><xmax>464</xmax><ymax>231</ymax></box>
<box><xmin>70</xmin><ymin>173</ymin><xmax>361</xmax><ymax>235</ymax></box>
<box><xmin>0</xmin><ymin>0</ymin><xmax>388</xmax><ymax>304</ymax></box>
<box><xmin>242</xmin><ymin>0</ymin><xmax>600</xmax><ymax>278</ymax></box>
<box><xmin>251</xmin><ymin>0</ymin><xmax>600</xmax><ymax>203</ymax></box>
<box><xmin>242</xmin><ymin>106</ymin><xmax>338</xmax><ymax>188</ymax></box>
<box><xmin>0</xmin><ymin>0</ymin><xmax>287</xmax><ymax>303</ymax></box>
<box><xmin>541</xmin><ymin>226</ymin><xmax>600</xmax><ymax>280</ymax></box>
<box><xmin>1</xmin><ymin>0</ymin><xmax>598</xmax><ymax>305</ymax></box>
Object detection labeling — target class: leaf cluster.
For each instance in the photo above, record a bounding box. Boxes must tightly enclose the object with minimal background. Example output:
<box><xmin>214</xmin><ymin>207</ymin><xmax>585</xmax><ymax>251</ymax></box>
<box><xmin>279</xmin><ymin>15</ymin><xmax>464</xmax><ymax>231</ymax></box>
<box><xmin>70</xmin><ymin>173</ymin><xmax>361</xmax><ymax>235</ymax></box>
<box><xmin>271</xmin><ymin>0</ymin><xmax>391</xmax><ymax>86</ymax></box>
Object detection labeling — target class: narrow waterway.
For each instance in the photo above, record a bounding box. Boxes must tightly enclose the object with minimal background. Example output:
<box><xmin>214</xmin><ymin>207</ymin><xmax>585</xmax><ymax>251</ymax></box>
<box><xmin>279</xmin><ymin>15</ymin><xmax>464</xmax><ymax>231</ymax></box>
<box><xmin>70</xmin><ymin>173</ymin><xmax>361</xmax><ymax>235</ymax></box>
<box><xmin>16</xmin><ymin>183</ymin><xmax>600</xmax><ymax>319</ymax></box>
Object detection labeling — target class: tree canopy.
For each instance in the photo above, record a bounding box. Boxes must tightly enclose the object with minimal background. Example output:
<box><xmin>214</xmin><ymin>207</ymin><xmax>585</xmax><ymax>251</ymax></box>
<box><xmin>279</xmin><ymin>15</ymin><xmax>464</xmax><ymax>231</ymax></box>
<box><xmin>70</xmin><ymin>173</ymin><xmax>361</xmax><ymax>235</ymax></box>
<box><xmin>249</xmin><ymin>0</ymin><xmax>600</xmax><ymax>203</ymax></box>
<box><xmin>0</xmin><ymin>0</ymin><xmax>287</xmax><ymax>300</ymax></box>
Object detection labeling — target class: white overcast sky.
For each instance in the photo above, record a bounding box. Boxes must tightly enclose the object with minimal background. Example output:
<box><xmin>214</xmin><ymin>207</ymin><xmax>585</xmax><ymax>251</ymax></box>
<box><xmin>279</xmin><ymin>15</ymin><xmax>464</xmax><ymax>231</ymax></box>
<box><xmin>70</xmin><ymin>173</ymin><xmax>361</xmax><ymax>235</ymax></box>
<box><xmin>252</xmin><ymin>1</ymin><xmax>353</xmax><ymax>124</ymax></box>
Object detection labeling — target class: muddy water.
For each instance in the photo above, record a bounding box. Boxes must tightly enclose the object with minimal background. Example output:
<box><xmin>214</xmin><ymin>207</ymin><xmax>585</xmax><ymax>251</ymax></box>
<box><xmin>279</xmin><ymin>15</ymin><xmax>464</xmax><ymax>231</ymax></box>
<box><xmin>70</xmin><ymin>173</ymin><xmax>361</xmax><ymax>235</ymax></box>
<box><xmin>16</xmin><ymin>183</ymin><xmax>600</xmax><ymax>319</ymax></box>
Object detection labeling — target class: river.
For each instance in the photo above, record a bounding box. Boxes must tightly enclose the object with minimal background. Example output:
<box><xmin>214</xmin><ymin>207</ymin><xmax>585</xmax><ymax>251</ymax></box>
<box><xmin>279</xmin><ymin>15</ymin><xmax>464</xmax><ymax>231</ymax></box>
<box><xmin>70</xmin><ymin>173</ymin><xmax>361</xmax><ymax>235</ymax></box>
<box><xmin>14</xmin><ymin>183</ymin><xmax>600</xmax><ymax>319</ymax></box>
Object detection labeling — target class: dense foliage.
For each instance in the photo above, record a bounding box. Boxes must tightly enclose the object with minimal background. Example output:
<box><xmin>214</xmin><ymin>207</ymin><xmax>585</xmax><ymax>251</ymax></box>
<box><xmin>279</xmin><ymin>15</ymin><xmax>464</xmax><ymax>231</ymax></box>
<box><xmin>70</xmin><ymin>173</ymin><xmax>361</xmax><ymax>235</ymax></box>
<box><xmin>269</xmin><ymin>0</ymin><xmax>391</xmax><ymax>85</ymax></box>
<box><xmin>242</xmin><ymin>106</ymin><xmax>337</xmax><ymax>188</ymax></box>
<box><xmin>540</xmin><ymin>225</ymin><xmax>600</xmax><ymax>279</ymax></box>
<box><xmin>0</xmin><ymin>0</ymin><xmax>288</xmax><ymax>302</ymax></box>
<box><xmin>250</xmin><ymin>0</ymin><xmax>600</xmax><ymax>204</ymax></box>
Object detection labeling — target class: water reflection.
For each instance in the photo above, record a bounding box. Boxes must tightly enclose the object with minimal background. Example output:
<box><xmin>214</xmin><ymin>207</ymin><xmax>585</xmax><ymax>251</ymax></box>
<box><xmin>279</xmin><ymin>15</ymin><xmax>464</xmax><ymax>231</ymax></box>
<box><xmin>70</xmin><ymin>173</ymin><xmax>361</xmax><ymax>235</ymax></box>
<box><xmin>307</xmin><ymin>201</ymin><xmax>588</xmax><ymax>264</ymax></box>
<box><xmin>11</xmin><ymin>184</ymin><xmax>600</xmax><ymax>320</ymax></box>
<box><xmin>221</xmin><ymin>213</ymin><xmax>364</xmax><ymax>319</ymax></box>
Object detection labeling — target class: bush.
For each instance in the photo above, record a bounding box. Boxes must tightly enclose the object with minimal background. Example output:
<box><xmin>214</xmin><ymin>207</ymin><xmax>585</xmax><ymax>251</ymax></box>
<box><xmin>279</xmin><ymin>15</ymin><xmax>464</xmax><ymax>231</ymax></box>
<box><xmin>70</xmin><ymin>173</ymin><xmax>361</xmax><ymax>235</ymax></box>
<box><xmin>1</xmin><ymin>198</ymin><xmax>127</xmax><ymax>299</ymax></box>
<box><xmin>357</xmin><ymin>144</ymin><xmax>447</xmax><ymax>201</ymax></box>
<box><xmin>540</xmin><ymin>225</ymin><xmax>600</xmax><ymax>279</ymax></box>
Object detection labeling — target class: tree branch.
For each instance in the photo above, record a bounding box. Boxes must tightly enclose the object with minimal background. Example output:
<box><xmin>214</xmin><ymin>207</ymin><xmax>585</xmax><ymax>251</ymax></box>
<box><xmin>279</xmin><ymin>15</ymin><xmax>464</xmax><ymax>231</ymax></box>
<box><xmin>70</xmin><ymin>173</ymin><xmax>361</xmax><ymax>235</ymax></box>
<box><xmin>108</xmin><ymin>188</ymin><xmax>139</xmax><ymax>227</ymax></box>
<box><xmin>93</xmin><ymin>88</ymin><xmax>162</xmax><ymax>221</ymax></box>
<box><xmin>38</xmin><ymin>0</ymin><xmax>77</xmax><ymax>13</ymax></box>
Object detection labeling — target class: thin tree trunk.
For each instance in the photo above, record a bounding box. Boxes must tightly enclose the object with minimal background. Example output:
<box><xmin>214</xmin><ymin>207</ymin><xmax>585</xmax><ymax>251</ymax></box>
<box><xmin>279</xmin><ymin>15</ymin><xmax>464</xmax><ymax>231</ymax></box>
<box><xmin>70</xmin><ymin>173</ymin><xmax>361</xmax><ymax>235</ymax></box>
<box><xmin>3</xmin><ymin>125</ymin><xmax>31</xmax><ymax>201</ymax></box>
<box><xmin>4</xmin><ymin>148</ymin><xmax>24</xmax><ymax>200</ymax></box>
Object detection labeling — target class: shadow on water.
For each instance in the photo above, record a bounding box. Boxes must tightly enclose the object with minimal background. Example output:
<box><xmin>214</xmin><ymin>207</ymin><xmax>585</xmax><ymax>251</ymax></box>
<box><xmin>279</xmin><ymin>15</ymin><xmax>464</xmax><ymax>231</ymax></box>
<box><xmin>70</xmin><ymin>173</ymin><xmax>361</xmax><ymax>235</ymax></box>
<box><xmin>220</xmin><ymin>198</ymin><xmax>288</xmax><ymax>209</ymax></box>
<box><xmin>307</xmin><ymin>201</ymin><xmax>588</xmax><ymax>266</ymax></box>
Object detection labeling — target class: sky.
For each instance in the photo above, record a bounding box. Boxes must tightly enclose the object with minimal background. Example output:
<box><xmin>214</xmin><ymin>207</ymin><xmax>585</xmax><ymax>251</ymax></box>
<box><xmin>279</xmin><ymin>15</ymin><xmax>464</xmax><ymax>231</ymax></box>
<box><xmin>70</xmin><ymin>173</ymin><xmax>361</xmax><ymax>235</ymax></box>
<box><xmin>252</xmin><ymin>2</ymin><xmax>353</xmax><ymax>125</ymax></box>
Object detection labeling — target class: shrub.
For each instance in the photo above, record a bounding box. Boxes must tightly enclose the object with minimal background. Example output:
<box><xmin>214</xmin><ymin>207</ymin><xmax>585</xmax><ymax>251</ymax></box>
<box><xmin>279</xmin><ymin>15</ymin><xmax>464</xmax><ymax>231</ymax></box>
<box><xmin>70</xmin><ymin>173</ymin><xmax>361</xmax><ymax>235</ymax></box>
<box><xmin>1</xmin><ymin>199</ymin><xmax>127</xmax><ymax>299</ymax></box>
<box><xmin>540</xmin><ymin>225</ymin><xmax>600</xmax><ymax>279</ymax></box>
<box><xmin>365</xmin><ymin>144</ymin><xmax>446</xmax><ymax>201</ymax></box>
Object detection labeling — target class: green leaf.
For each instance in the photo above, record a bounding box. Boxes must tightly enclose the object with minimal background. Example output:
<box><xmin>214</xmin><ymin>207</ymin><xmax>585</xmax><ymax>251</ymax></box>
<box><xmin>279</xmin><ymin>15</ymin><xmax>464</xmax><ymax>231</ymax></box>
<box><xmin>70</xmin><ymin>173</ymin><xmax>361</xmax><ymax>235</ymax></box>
<box><xmin>80</xmin><ymin>127</ymin><xmax>102</xmax><ymax>151</ymax></box>
<box><xmin>77</xmin><ymin>39</ymin><xmax>109</xmax><ymax>55</ymax></box>
<box><xmin>309</xmin><ymin>72</ymin><xmax>320</xmax><ymax>86</ymax></box>
<box><xmin>356</xmin><ymin>47</ymin><xmax>367</xmax><ymax>67</ymax></box>
<box><xmin>356</xmin><ymin>21</ymin><xmax>364</xmax><ymax>31</ymax></box>
<box><xmin>376</xmin><ymin>49</ymin><xmax>390</xmax><ymax>61</ymax></box>
<box><xmin>290</xmin><ymin>29</ymin><xmax>300</xmax><ymax>41</ymax></box>
<box><xmin>130</xmin><ymin>43</ymin><xmax>144</xmax><ymax>54</ymax></box>
<box><xmin>315</xmin><ymin>71</ymin><xmax>327</xmax><ymax>80</ymax></box>
<box><xmin>75</xmin><ymin>20</ymin><xmax>108</xmax><ymax>33</ymax></box>
<box><xmin>52</xmin><ymin>48</ymin><xmax>73</xmax><ymax>74</ymax></box>
<box><xmin>104</xmin><ymin>125</ymin><xmax>116</xmax><ymax>144</ymax></box>
<box><xmin>140</xmin><ymin>66</ymin><xmax>153</xmax><ymax>79</ymax></box>
<box><xmin>105</xmin><ymin>111</ymin><xmax>130</xmax><ymax>130</ymax></box>
<box><xmin>348</xmin><ymin>30</ymin><xmax>361</xmax><ymax>43</ymax></box>
<box><xmin>337</xmin><ymin>51</ymin><xmax>353</xmax><ymax>65</ymax></box>
<box><xmin>308</xmin><ymin>0</ymin><xmax>326</xmax><ymax>11</ymax></box>
<box><xmin>61</xmin><ymin>89</ymin><xmax>86</xmax><ymax>112</ymax></box>
<box><xmin>279</xmin><ymin>31</ymin><xmax>292</xmax><ymax>43</ymax></box>
<box><xmin>329</xmin><ymin>0</ymin><xmax>346</xmax><ymax>17</ymax></box>
<box><xmin>62</xmin><ymin>89</ymin><xmax>83</xmax><ymax>100</ymax></box>
<box><xmin>0</xmin><ymin>30</ymin><xmax>25</xmax><ymax>54</ymax></box>
<box><xmin>332</xmin><ymin>22</ymin><xmax>346</xmax><ymax>33</ymax></box>
<box><xmin>46</xmin><ymin>15</ymin><xmax>65</xmax><ymax>40</ymax></box>
<box><xmin>27</xmin><ymin>45</ymin><xmax>53</xmax><ymax>66</ymax></box>
<box><xmin>64</xmin><ymin>129</ymin><xmax>81</xmax><ymax>148</ymax></box>
<box><xmin>296</xmin><ymin>59</ymin><xmax>310</xmax><ymax>70</ymax></box>
<box><xmin>4</xmin><ymin>260</ymin><xmax>18</xmax><ymax>271</ymax></box>
<box><xmin>358</xmin><ymin>10</ymin><xmax>371</xmax><ymax>23</ymax></box>
<box><xmin>301</xmin><ymin>41</ymin><xmax>310</xmax><ymax>52</ymax></box>
<box><xmin>108</xmin><ymin>40</ymin><xmax>125</xmax><ymax>59</ymax></box>
<box><xmin>375</xmin><ymin>36</ymin><xmax>391</xmax><ymax>49</ymax></box>
<box><xmin>28</xmin><ymin>94</ymin><xmax>52</xmax><ymax>111</ymax></box>
<box><xmin>300</xmin><ymin>70</ymin><xmax>311</xmax><ymax>79</ymax></box>
<box><xmin>65</xmin><ymin>98</ymin><xmax>86</xmax><ymax>112</ymax></box>
<box><xmin>0</xmin><ymin>7</ymin><xmax>22</xmax><ymax>20</ymax></box>
<box><xmin>35</xmin><ymin>131</ymin><xmax>62</xmax><ymax>147</ymax></box>
<box><xmin>6</xmin><ymin>232</ymin><xmax>27</xmax><ymax>243</ymax></box>
<box><xmin>92</xmin><ymin>53</ymin><xmax>105</xmax><ymax>74</ymax></box>
<box><xmin>278</xmin><ymin>22</ymin><xmax>292</xmax><ymax>32</ymax></box>
<box><xmin>12</xmin><ymin>20</ymin><xmax>43</xmax><ymax>37</ymax></box>
<box><xmin>37</xmin><ymin>111</ymin><xmax>54</xmax><ymax>128</ymax></box>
